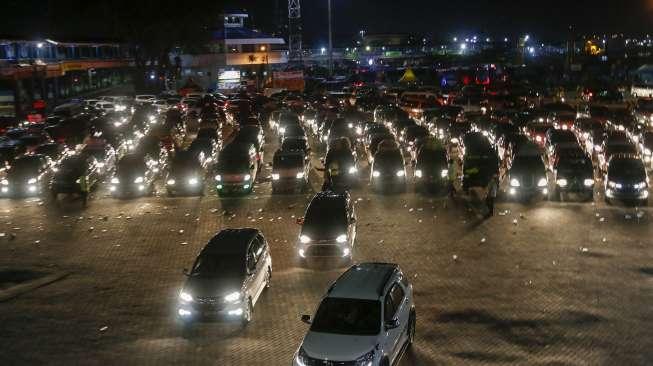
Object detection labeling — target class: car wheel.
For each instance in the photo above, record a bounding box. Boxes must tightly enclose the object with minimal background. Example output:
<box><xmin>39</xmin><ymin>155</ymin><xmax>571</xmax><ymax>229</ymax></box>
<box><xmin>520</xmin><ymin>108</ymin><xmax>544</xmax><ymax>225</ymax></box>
<box><xmin>241</xmin><ymin>298</ymin><xmax>253</xmax><ymax>326</ymax></box>
<box><xmin>408</xmin><ymin>310</ymin><xmax>416</xmax><ymax>347</ymax></box>
<box><xmin>265</xmin><ymin>268</ymin><xmax>272</xmax><ymax>289</ymax></box>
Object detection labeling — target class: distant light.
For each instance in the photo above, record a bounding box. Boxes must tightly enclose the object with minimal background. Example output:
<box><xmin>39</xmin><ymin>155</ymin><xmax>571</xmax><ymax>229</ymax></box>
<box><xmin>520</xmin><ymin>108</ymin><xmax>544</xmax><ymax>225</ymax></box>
<box><xmin>368</xmin><ymin>58</ymin><xmax>373</xmax><ymax>66</ymax></box>
<box><xmin>36</xmin><ymin>42</ymin><xmax>44</xmax><ymax>48</ymax></box>
<box><xmin>504</xmin><ymin>37</ymin><xmax>508</xmax><ymax>42</ymax></box>
<box><xmin>320</xmin><ymin>47</ymin><xmax>326</xmax><ymax>55</ymax></box>
<box><xmin>524</xmin><ymin>34</ymin><xmax>530</xmax><ymax>42</ymax></box>
<box><xmin>460</xmin><ymin>43</ymin><xmax>467</xmax><ymax>51</ymax></box>
<box><xmin>259</xmin><ymin>45</ymin><xmax>267</xmax><ymax>52</ymax></box>
<box><xmin>365</xmin><ymin>45</ymin><xmax>371</xmax><ymax>51</ymax></box>
<box><xmin>528</xmin><ymin>46</ymin><xmax>535</xmax><ymax>54</ymax></box>
<box><xmin>150</xmin><ymin>73</ymin><xmax>156</xmax><ymax>80</ymax></box>
<box><xmin>486</xmin><ymin>37</ymin><xmax>491</xmax><ymax>42</ymax></box>
<box><xmin>453</xmin><ymin>37</ymin><xmax>458</xmax><ymax>42</ymax></box>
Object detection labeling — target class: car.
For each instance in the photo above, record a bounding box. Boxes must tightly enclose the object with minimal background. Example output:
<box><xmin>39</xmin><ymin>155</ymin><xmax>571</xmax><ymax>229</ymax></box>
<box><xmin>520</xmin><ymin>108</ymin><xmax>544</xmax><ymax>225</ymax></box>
<box><xmin>0</xmin><ymin>155</ymin><xmax>52</xmax><ymax>197</ymax></box>
<box><xmin>233</xmin><ymin>125</ymin><xmax>265</xmax><ymax>167</ymax></box>
<box><xmin>135</xmin><ymin>95</ymin><xmax>156</xmax><ymax>105</ymax></box>
<box><xmin>50</xmin><ymin>155</ymin><xmax>102</xmax><ymax>199</ymax></box>
<box><xmin>34</xmin><ymin>142</ymin><xmax>68</xmax><ymax>167</ymax></box>
<box><xmin>294</xmin><ymin>262</ymin><xmax>415</xmax><ymax>366</ymax></box>
<box><xmin>323</xmin><ymin>139</ymin><xmax>359</xmax><ymax>190</ymax></box>
<box><xmin>271</xmin><ymin>150</ymin><xmax>310</xmax><ymax>193</ymax></box>
<box><xmin>81</xmin><ymin>138</ymin><xmax>117</xmax><ymax>175</ymax></box>
<box><xmin>552</xmin><ymin>150</ymin><xmax>595</xmax><ymax>201</ymax></box>
<box><xmin>281</xmin><ymin>137</ymin><xmax>311</xmax><ymax>156</ymax></box>
<box><xmin>165</xmin><ymin>151</ymin><xmax>206</xmax><ymax>196</ymax></box>
<box><xmin>187</xmin><ymin>138</ymin><xmax>219</xmax><ymax>167</ymax></box>
<box><xmin>279</xmin><ymin>123</ymin><xmax>307</xmax><ymax>143</ymax></box>
<box><xmin>414</xmin><ymin>142</ymin><xmax>450</xmax><ymax>193</ymax></box>
<box><xmin>297</xmin><ymin>191</ymin><xmax>356</xmax><ymax>262</ymax></box>
<box><xmin>460</xmin><ymin>133</ymin><xmax>499</xmax><ymax>192</ymax></box>
<box><xmin>214</xmin><ymin>142</ymin><xmax>259</xmax><ymax>195</ymax></box>
<box><xmin>177</xmin><ymin>228</ymin><xmax>272</xmax><ymax>325</ymax></box>
<box><xmin>370</xmin><ymin>147</ymin><xmax>407</xmax><ymax>193</ymax></box>
<box><xmin>636</xmin><ymin>130</ymin><xmax>653</xmax><ymax>169</ymax></box>
<box><xmin>604</xmin><ymin>154</ymin><xmax>649</xmax><ymax>205</ymax></box>
<box><xmin>109</xmin><ymin>154</ymin><xmax>159</xmax><ymax>197</ymax></box>
<box><xmin>506</xmin><ymin>142</ymin><xmax>548</xmax><ymax>200</ymax></box>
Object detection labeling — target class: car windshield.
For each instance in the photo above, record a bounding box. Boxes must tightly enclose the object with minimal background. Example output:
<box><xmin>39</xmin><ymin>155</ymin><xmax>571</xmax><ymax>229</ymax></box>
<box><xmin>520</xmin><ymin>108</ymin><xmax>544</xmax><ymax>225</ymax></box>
<box><xmin>217</xmin><ymin>152</ymin><xmax>249</xmax><ymax>171</ymax></box>
<box><xmin>281</xmin><ymin>139</ymin><xmax>307</xmax><ymax>151</ymax></box>
<box><xmin>558</xmin><ymin>158</ymin><xmax>593</xmax><ymax>175</ymax></box>
<box><xmin>274</xmin><ymin>154</ymin><xmax>303</xmax><ymax>169</ymax></box>
<box><xmin>190</xmin><ymin>254</ymin><xmax>243</xmax><ymax>278</ymax></box>
<box><xmin>609</xmin><ymin>160</ymin><xmax>646</xmax><ymax>181</ymax></box>
<box><xmin>304</xmin><ymin>199</ymin><xmax>347</xmax><ymax>232</ymax></box>
<box><xmin>310</xmin><ymin>297</ymin><xmax>381</xmax><ymax>336</ymax></box>
<box><xmin>11</xmin><ymin>158</ymin><xmax>40</xmax><ymax>173</ymax></box>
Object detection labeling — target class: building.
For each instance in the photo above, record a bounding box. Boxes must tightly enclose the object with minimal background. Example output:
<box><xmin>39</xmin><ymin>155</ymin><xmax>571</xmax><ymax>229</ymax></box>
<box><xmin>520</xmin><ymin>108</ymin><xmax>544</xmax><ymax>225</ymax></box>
<box><xmin>173</xmin><ymin>9</ymin><xmax>288</xmax><ymax>91</ymax></box>
<box><xmin>0</xmin><ymin>39</ymin><xmax>133</xmax><ymax>119</ymax></box>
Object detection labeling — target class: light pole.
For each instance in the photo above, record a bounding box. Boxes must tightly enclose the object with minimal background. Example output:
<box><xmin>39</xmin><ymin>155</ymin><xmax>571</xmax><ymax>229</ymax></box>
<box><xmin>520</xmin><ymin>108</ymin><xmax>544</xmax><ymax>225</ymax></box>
<box><xmin>327</xmin><ymin>0</ymin><xmax>333</xmax><ymax>77</ymax></box>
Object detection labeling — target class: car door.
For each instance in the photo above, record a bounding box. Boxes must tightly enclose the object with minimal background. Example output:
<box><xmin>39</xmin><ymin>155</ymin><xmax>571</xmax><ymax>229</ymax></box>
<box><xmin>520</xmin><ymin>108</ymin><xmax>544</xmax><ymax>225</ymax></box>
<box><xmin>382</xmin><ymin>290</ymin><xmax>400</xmax><ymax>362</ymax></box>
<box><xmin>389</xmin><ymin>282</ymin><xmax>409</xmax><ymax>363</ymax></box>
<box><xmin>347</xmin><ymin>202</ymin><xmax>357</xmax><ymax>247</ymax></box>
<box><xmin>246</xmin><ymin>238</ymin><xmax>264</xmax><ymax>305</ymax></box>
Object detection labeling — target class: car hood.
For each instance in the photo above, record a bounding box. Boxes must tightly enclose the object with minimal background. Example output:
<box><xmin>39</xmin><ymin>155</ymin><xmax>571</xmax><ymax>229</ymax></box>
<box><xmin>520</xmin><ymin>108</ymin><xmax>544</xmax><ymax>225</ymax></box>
<box><xmin>7</xmin><ymin>169</ymin><xmax>37</xmax><ymax>182</ymax></box>
<box><xmin>183</xmin><ymin>276</ymin><xmax>244</xmax><ymax>298</ymax></box>
<box><xmin>302</xmin><ymin>332</ymin><xmax>377</xmax><ymax>362</ymax></box>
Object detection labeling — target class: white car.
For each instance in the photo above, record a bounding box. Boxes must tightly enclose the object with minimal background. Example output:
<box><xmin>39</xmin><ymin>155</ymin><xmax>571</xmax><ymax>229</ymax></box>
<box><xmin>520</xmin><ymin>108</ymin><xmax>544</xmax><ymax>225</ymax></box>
<box><xmin>294</xmin><ymin>263</ymin><xmax>415</xmax><ymax>366</ymax></box>
<box><xmin>135</xmin><ymin>94</ymin><xmax>156</xmax><ymax>105</ymax></box>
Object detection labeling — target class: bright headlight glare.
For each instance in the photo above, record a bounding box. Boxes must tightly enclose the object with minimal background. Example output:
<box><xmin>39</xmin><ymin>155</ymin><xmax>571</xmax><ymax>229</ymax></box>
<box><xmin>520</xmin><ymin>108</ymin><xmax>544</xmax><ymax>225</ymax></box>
<box><xmin>215</xmin><ymin>175</ymin><xmax>222</xmax><ymax>181</ymax></box>
<box><xmin>224</xmin><ymin>292</ymin><xmax>241</xmax><ymax>303</ymax></box>
<box><xmin>510</xmin><ymin>178</ymin><xmax>520</xmax><ymax>187</ymax></box>
<box><xmin>27</xmin><ymin>178</ymin><xmax>37</xmax><ymax>184</ymax></box>
<box><xmin>584</xmin><ymin>179</ymin><xmax>595</xmax><ymax>187</ymax></box>
<box><xmin>179</xmin><ymin>291</ymin><xmax>193</xmax><ymax>302</ymax></box>
<box><xmin>372</xmin><ymin>171</ymin><xmax>380</xmax><ymax>178</ymax></box>
<box><xmin>396</xmin><ymin>170</ymin><xmax>405</xmax><ymax>177</ymax></box>
<box><xmin>415</xmin><ymin>169</ymin><xmax>423</xmax><ymax>178</ymax></box>
<box><xmin>134</xmin><ymin>176</ymin><xmax>144</xmax><ymax>184</ymax></box>
<box><xmin>272</xmin><ymin>173</ymin><xmax>280</xmax><ymax>180</ymax></box>
<box><xmin>537</xmin><ymin>178</ymin><xmax>547</xmax><ymax>187</ymax></box>
<box><xmin>111</xmin><ymin>177</ymin><xmax>119</xmax><ymax>184</ymax></box>
<box><xmin>556</xmin><ymin>179</ymin><xmax>568</xmax><ymax>187</ymax></box>
<box><xmin>336</xmin><ymin>234</ymin><xmax>347</xmax><ymax>243</ymax></box>
<box><xmin>440</xmin><ymin>169</ymin><xmax>448</xmax><ymax>178</ymax></box>
<box><xmin>188</xmin><ymin>178</ymin><xmax>198</xmax><ymax>185</ymax></box>
<box><xmin>300</xmin><ymin>235</ymin><xmax>311</xmax><ymax>244</ymax></box>
<box><xmin>348</xmin><ymin>166</ymin><xmax>357</xmax><ymax>174</ymax></box>
<box><xmin>244</xmin><ymin>174</ymin><xmax>251</xmax><ymax>181</ymax></box>
<box><xmin>634</xmin><ymin>181</ymin><xmax>647</xmax><ymax>190</ymax></box>
<box><xmin>296</xmin><ymin>172</ymin><xmax>305</xmax><ymax>179</ymax></box>
<box><xmin>167</xmin><ymin>179</ymin><xmax>176</xmax><ymax>185</ymax></box>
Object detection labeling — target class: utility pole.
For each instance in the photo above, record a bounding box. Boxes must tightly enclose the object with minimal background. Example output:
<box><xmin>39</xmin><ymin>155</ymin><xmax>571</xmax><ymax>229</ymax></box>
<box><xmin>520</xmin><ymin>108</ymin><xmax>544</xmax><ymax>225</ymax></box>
<box><xmin>288</xmin><ymin>0</ymin><xmax>302</xmax><ymax>62</ymax></box>
<box><xmin>328</xmin><ymin>0</ymin><xmax>333</xmax><ymax>76</ymax></box>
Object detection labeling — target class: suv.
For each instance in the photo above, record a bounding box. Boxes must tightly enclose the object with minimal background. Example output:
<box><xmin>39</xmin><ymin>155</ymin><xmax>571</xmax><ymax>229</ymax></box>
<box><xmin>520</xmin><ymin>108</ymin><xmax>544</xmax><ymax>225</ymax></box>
<box><xmin>177</xmin><ymin>228</ymin><xmax>272</xmax><ymax>325</ymax></box>
<box><xmin>604</xmin><ymin>154</ymin><xmax>649</xmax><ymax>206</ymax></box>
<box><xmin>294</xmin><ymin>263</ymin><xmax>415</xmax><ymax>366</ymax></box>
<box><xmin>298</xmin><ymin>191</ymin><xmax>356</xmax><ymax>261</ymax></box>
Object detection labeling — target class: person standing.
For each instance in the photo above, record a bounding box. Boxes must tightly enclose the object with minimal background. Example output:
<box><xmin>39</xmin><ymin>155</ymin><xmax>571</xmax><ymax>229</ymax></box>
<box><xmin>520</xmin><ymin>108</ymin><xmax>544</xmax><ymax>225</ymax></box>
<box><xmin>79</xmin><ymin>174</ymin><xmax>89</xmax><ymax>207</ymax></box>
<box><xmin>485</xmin><ymin>174</ymin><xmax>499</xmax><ymax>218</ymax></box>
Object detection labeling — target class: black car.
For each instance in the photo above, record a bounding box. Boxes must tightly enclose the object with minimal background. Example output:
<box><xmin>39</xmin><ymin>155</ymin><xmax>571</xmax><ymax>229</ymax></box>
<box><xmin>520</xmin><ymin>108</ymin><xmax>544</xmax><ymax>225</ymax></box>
<box><xmin>165</xmin><ymin>151</ymin><xmax>206</xmax><ymax>196</ymax></box>
<box><xmin>297</xmin><ymin>191</ymin><xmax>356</xmax><ymax>261</ymax></box>
<box><xmin>461</xmin><ymin>133</ymin><xmax>499</xmax><ymax>191</ymax></box>
<box><xmin>506</xmin><ymin>143</ymin><xmax>548</xmax><ymax>201</ymax></box>
<box><xmin>272</xmin><ymin>150</ymin><xmax>310</xmax><ymax>193</ymax></box>
<box><xmin>370</xmin><ymin>148</ymin><xmax>407</xmax><ymax>193</ymax></box>
<box><xmin>34</xmin><ymin>142</ymin><xmax>67</xmax><ymax>164</ymax></box>
<box><xmin>604</xmin><ymin>155</ymin><xmax>649</xmax><ymax>205</ymax></box>
<box><xmin>552</xmin><ymin>152</ymin><xmax>595</xmax><ymax>201</ymax></box>
<box><xmin>1</xmin><ymin>155</ymin><xmax>52</xmax><ymax>197</ymax></box>
<box><xmin>323</xmin><ymin>143</ymin><xmax>359</xmax><ymax>190</ymax></box>
<box><xmin>414</xmin><ymin>144</ymin><xmax>450</xmax><ymax>193</ymax></box>
<box><xmin>109</xmin><ymin>154</ymin><xmax>159</xmax><ymax>197</ymax></box>
<box><xmin>81</xmin><ymin>139</ymin><xmax>116</xmax><ymax>175</ymax></box>
<box><xmin>214</xmin><ymin>142</ymin><xmax>258</xmax><ymax>195</ymax></box>
<box><xmin>279</xmin><ymin>123</ymin><xmax>306</xmax><ymax>143</ymax></box>
<box><xmin>177</xmin><ymin>228</ymin><xmax>272</xmax><ymax>325</ymax></box>
<box><xmin>0</xmin><ymin>139</ymin><xmax>26</xmax><ymax>169</ymax></box>
<box><xmin>188</xmin><ymin>138</ymin><xmax>219</xmax><ymax>167</ymax></box>
<box><xmin>281</xmin><ymin>137</ymin><xmax>311</xmax><ymax>156</ymax></box>
<box><xmin>50</xmin><ymin>155</ymin><xmax>101</xmax><ymax>198</ymax></box>
<box><xmin>233</xmin><ymin>125</ymin><xmax>265</xmax><ymax>167</ymax></box>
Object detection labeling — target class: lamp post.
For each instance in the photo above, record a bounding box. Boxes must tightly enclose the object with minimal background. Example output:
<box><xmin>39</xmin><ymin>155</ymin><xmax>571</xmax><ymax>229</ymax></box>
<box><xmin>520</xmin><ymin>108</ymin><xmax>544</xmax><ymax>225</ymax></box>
<box><xmin>260</xmin><ymin>45</ymin><xmax>270</xmax><ymax>90</ymax></box>
<box><xmin>327</xmin><ymin>0</ymin><xmax>333</xmax><ymax>77</ymax></box>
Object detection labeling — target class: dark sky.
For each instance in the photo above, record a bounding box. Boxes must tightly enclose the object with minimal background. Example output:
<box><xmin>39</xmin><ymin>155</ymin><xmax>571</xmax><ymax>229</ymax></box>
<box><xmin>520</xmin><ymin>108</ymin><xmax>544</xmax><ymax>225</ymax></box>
<box><xmin>3</xmin><ymin>0</ymin><xmax>652</xmax><ymax>45</ymax></box>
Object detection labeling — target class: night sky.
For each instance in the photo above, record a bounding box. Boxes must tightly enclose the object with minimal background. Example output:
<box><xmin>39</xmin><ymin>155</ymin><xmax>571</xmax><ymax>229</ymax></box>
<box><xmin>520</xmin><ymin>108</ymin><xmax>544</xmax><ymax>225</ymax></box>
<box><xmin>2</xmin><ymin>0</ymin><xmax>652</xmax><ymax>45</ymax></box>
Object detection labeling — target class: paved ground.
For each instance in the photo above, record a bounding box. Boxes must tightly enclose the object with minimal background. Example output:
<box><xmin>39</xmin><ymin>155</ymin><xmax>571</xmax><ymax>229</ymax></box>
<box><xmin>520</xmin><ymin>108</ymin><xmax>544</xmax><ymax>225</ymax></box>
<box><xmin>1</xmin><ymin>129</ymin><xmax>653</xmax><ymax>365</ymax></box>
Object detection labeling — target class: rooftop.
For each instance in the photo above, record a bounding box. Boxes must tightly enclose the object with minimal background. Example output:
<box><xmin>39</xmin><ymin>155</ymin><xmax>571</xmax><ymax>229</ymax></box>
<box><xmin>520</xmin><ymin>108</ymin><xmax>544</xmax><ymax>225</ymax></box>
<box><xmin>328</xmin><ymin>263</ymin><xmax>398</xmax><ymax>300</ymax></box>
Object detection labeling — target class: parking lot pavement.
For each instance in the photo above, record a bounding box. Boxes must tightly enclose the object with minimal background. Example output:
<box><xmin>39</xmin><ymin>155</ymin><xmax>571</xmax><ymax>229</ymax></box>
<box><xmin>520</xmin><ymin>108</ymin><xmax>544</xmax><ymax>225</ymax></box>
<box><xmin>1</xmin><ymin>139</ymin><xmax>653</xmax><ymax>365</ymax></box>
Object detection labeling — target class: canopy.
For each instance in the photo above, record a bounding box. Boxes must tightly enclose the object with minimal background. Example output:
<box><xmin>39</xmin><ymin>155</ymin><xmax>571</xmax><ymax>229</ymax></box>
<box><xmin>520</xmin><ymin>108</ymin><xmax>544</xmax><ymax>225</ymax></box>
<box><xmin>399</xmin><ymin>68</ymin><xmax>417</xmax><ymax>83</ymax></box>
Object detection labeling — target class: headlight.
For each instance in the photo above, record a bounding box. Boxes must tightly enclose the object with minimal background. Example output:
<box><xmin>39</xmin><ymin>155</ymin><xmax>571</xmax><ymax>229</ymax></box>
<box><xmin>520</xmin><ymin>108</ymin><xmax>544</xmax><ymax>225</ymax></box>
<box><xmin>296</xmin><ymin>172</ymin><xmax>305</xmax><ymax>179</ymax></box>
<box><xmin>556</xmin><ymin>179</ymin><xmax>568</xmax><ymax>187</ymax></box>
<box><xmin>279</xmin><ymin>127</ymin><xmax>286</xmax><ymax>134</ymax></box>
<box><xmin>224</xmin><ymin>292</ymin><xmax>241</xmax><ymax>303</ymax></box>
<box><xmin>608</xmin><ymin>181</ymin><xmax>622</xmax><ymax>189</ymax></box>
<box><xmin>188</xmin><ymin>178</ymin><xmax>198</xmax><ymax>185</ymax></box>
<box><xmin>295</xmin><ymin>348</ymin><xmax>309</xmax><ymax>366</ymax></box>
<box><xmin>96</xmin><ymin>162</ymin><xmax>105</xmax><ymax>168</ymax></box>
<box><xmin>356</xmin><ymin>127</ymin><xmax>363</xmax><ymax>135</ymax></box>
<box><xmin>645</xmin><ymin>148</ymin><xmax>652</xmax><ymax>156</ymax></box>
<box><xmin>272</xmin><ymin>173</ymin><xmax>280</xmax><ymax>180</ymax></box>
<box><xmin>634</xmin><ymin>181</ymin><xmax>647</xmax><ymax>190</ymax></box>
<box><xmin>27</xmin><ymin>178</ymin><xmax>37</xmax><ymax>184</ymax></box>
<box><xmin>537</xmin><ymin>178</ymin><xmax>547</xmax><ymax>187</ymax></box>
<box><xmin>336</xmin><ymin>234</ymin><xmax>347</xmax><ymax>243</ymax></box>
<box><xmin>134</xmin><ymin>176</ymin><xmax>144</xmax><ymax>184</ymax></box>
<box><xmin>355</xmin><ymin>349</ymin><xmax>376</xmax><ymax>365</ymax></box>
<box><xmin>348</xmin><ymin>166</ymin><xmax>358</xmax><ymax>174</ymax></box>
<box><xmin>450</xmin><ymin>138</ymin><xmax>459</xmax><ymax>144</ymax></box>
<box><xmin>415</xmin><ymin>169</ymin><xmax>423</xmax><ymax>178</ymax></box>
<box><xmin>594</xmin><ymin>145</ymin><xmax>602</xmax><ymax>152</ymax></box>
<box><xmin>510</xmin><ymin>178</ymin><xmax>520</xmax><ymax>187</ymax></box>
<box><xmin>440</xmin><ymin>169</ymin><xmax>448</xmax><ymax>178</ymax></box>
<box><xmin>535</xmin><ymin>135</ymin><xmax>542</xmax><ymax>142</ymax></box>
<box><xmin>584</xmin><ymin>178</ymin><xmax>595</xmax><ymax>187</ymax></box>
<box><xmin>215</xmin><ymin>175</ymin><xmax>222</xmax><ymax>181</ymax></box>
<box><xmin>244</xmin><ymin>174</ymin><xmax>251</xmax><ymax>181</ymax></box>
<box><xmin>396</xmin><ymin>170</ymin><xmax>405</xmax><ymax>177</ymax></box>
<box><xmin>111</xmin><ymin>177</ymin><xmax>119</xmax><ymax>184</ymax></box>
<box><xmin>0</xmin><ymin>179</ymin><xmax>7</xmax><ymax>185</ymax></box>
<box><xmin>300</xmin><ymin>235</ymin><xmax>311</xmax><ymax>244</ymax></box>
<box><xmin>179</xmin><ymin>291</ymin><xmax>193</xmax><ymax>302</ymax></box>
<box><xmin>167</xmin><ymin>179</ymin><xmax>176</xmax><ymax>185</ymax></box>
<box><xmin>372</xmin><ymin>171</ymin><xmax>380</xmax><ymax>177</ymax></box>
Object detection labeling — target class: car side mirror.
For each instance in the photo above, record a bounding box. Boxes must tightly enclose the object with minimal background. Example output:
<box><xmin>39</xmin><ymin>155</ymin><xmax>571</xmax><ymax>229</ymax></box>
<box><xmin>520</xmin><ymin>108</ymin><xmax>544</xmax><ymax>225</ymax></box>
<box><xmin>301</xmin><ymin>314</ymin><xmax>312</xmax><ymax>324</ymax></box>
<box><xmin>384</xmin><ymin>318</ymin><xmax>400</xmax><ymax>330</ymax></box>
<box><xmin>296</xmin><ymin>217</ymin><xmax>305</xmax><ymax>225</ymax></box>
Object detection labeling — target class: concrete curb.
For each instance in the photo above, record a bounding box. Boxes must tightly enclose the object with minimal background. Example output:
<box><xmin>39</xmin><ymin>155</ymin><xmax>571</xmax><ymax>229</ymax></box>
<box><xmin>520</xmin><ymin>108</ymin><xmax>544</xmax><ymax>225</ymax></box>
<box><xmin>0</xmin><ymin>271</ymin><xmax>71</xmax><ymax>303</ymax></box>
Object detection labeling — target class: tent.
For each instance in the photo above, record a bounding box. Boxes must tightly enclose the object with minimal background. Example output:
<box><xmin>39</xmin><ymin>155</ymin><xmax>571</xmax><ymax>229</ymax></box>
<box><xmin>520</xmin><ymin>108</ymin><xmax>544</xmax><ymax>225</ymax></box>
<box><xmin>399</xmin><ymin>68</ymin><xmax>417</xmax><ymax>83</ymax></box>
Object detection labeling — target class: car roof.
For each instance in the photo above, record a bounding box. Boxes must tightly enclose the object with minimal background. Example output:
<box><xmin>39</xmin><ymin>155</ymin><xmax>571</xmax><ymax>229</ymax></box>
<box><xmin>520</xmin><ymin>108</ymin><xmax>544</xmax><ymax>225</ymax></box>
<box><xmin>201</xmin><ymin>228</ymin><xmax>259</xmax><ymax>256</ymax></box>
<box><xmin>328</xmin><ymin>263</ymin><xmax>399</xmax><ymax>300</ymax></box>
